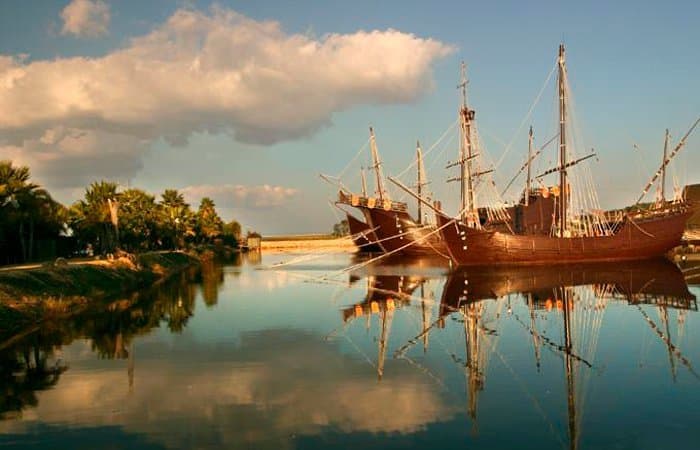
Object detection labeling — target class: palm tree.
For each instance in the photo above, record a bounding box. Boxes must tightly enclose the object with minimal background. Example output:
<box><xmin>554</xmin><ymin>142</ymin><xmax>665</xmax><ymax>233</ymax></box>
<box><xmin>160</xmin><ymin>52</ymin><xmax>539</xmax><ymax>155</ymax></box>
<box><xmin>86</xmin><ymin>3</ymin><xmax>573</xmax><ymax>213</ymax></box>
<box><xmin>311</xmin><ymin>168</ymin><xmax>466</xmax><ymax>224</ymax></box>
<box><xmin>195</xmin><ymin>197</ymin><xmax>223</xmax><ymax>244</ymax></box>
<box><xmin>159</xmin><ymin>189</ymin><xmax>193</xmax><ymax>249</ymax></box>
<box><xmin>70</xmin><ymin>181</ymin><xmax>120</xmax><ymax>254</ymax></box>
<box><xmin>0</xmin><ymin>161</ymin><xmax>37</xmax><ymax>205</ymax></box>
<box><xmin>0</xmin><ymin>161</ymin><xmax>63</xmax><ymax>263</ymax></box>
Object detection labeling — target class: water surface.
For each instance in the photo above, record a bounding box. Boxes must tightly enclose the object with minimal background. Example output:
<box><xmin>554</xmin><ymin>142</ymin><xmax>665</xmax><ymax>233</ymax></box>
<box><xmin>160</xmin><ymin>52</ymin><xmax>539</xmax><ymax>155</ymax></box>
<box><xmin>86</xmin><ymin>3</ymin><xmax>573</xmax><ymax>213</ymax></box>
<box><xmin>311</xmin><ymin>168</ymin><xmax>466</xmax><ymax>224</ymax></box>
<box><xmin>1</xmin><ymin>253</ymin><xmax>700</xmax><ymax>449</ymax></box>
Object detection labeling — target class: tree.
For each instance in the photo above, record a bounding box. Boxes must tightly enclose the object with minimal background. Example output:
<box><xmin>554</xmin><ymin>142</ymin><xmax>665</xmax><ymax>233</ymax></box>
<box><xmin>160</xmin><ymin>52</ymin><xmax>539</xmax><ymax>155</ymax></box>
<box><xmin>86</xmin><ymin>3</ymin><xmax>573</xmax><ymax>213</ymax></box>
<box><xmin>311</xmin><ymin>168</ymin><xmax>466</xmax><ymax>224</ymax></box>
<box><xmin>222</xmin><ymin>220</ymin><xmax>241</xmax><ymax>247</ymax></box>
<box><xmin>69</xmin><ymin>181</ymin><xmax>120</xmax><ymax>254</ymax></box>
<box><xmin>118</xmin><ymin>189</ymin><xmax>159</xmax><ymax>251</ymax></box>
<box><xmin>332</xmin><ymin>219</ymin><xmax>350</xmax><ymax>237</ymax></box>
<box><xmin>159</xmin><ymin>189</ymin><xmax>194</xmax><ymax>249</ymax></box>
<box><xmin>0</xmin><ymin>161</ymin><xmax>65</xmax><ymax>263</ymax></box>
<box><xmin>1</xmin><ymin>162</ymin><xmax>37</xmax><ymax>262</ymax></box>
<box><xmin>195</xmin><ymin>197</ymin><xmax>223</xmax><ymax>243</ymax></box>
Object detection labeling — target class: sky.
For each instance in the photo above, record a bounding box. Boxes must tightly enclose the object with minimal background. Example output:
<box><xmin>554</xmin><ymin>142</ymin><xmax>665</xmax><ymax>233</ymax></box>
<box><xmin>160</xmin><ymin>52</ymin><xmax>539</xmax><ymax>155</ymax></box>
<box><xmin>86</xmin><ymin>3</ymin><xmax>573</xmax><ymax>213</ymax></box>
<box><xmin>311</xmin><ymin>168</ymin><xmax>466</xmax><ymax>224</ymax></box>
<box><xmin>0</xmin><ymin>0</ymin><xmax>698</xmax><ymax>234</ymax></box>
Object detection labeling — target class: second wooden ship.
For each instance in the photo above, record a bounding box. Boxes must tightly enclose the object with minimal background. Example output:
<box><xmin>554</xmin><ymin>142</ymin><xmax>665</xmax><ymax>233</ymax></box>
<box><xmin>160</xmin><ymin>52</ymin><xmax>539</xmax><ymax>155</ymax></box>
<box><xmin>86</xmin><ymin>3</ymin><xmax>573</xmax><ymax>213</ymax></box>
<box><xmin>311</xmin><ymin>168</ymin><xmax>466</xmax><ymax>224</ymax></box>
<box><xmin>337</xmin><ymin>128</ymin><xmax>448</xmax><ymax>256</ymax></box>
<box><xmin>427</xmin><ymin>45</ymin><xmax>697</xmax><ymax>266</ymax></box>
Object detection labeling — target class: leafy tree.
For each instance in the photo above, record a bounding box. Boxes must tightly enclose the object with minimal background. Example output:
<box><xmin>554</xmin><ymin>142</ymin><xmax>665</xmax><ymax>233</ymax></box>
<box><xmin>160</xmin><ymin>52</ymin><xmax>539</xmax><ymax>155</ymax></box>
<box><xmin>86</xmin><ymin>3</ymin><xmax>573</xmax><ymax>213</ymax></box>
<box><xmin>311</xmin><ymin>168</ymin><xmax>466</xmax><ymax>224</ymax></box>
<box><xmin>222</xmin><ymin>220</ymin><xmax>241</xmax><ymax>247</ymax></box>
<box><xmin>159</xmin><ymin>189</ymin><xmax>194</xmax><ymax>249</ymax></box>
<box><xmin>1</xmin><ymin>160</ymin><xmax>245</xmax><ymax>263</ymax></box>
<box><xmin>332</xmin><ymin>219</ymin><xmax>350</xmax><ymax>237</ymax></box>
<box><xmin>0</xmin><ymin>161</ymin><xmax>66</xmax><ymax>263</ymax></box>
<box><xmin>118</xmin><ymin>189</ymin><xmax>160</xmax><ymax>251</ymax></box>
<box><xmin>195</xmin><ymin>197</ymin><xmax>223</xmax><ymax>243</ymax></box>
<box><xmin>69</xmin><ymin>181</ymin><xmax>120</xmax><ymax>254</ymax></box>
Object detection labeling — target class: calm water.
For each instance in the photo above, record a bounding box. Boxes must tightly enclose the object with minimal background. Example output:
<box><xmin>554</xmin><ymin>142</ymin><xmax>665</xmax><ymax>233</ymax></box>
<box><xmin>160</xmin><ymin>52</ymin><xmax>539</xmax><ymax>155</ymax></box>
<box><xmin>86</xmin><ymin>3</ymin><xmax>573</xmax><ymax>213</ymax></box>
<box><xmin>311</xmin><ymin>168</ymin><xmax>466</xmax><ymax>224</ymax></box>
<box><xmin>1</xmin><ymin>252</ymin><xmax>700</xmax><ymax>450</ymax></box>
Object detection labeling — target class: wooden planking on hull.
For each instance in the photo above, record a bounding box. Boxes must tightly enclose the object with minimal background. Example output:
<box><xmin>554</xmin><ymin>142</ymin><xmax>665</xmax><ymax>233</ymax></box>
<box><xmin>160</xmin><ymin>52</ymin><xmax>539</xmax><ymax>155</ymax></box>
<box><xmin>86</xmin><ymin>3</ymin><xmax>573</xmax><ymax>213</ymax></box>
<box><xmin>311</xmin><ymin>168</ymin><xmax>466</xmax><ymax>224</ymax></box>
<box><xmin>366</xmin><ymin>207</ymin><xmax>447</xmax><ymax>257</ymax></box>
<box><xmin>346</xmin><ymin>212</ymin><xmax>383</xmax><ymax>253</ymax></box>
<box><xmin>437</xmin><ymin>207</ymin><xmax>694</xmax><ymax>266</ymax></box>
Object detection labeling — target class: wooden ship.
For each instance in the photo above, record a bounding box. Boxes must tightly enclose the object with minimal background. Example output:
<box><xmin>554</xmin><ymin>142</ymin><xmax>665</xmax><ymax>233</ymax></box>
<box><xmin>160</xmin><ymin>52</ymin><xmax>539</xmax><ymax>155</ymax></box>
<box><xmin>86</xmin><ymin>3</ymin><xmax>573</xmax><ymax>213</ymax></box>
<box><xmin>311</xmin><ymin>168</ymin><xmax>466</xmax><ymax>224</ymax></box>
<box><xmin>344</xmin><ymin>168</ymin><xmax>383</xmax><ymax>252</ymax></box>
<box><xmin>336</xmin><ymin>128</ymin><xmax>448</xmax><ymax>256</ymax></box>
<box><xmin>430</xmin><ymin>45</ymin><xmax>697</xmax><ymax>266</ymax></box>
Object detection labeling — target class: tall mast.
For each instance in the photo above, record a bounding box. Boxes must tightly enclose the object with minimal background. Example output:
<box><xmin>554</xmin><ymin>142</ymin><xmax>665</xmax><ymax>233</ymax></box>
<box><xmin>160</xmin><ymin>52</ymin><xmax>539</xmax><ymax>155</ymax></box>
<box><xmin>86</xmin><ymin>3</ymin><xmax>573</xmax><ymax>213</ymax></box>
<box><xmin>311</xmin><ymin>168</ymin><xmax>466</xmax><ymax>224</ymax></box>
<box><xmin>635</xmin><ymin>117</ymin><xmax>700</xmax><ymax>204</ymax></box>
<box><xmin>377</xmin><ymin>289</ymin><xmax>395</xmax><ymax>381</ymax></box>
<box><xmin>660</xmin><ymin>129</ymin><xmax>670</xmax><ymax>203</ymax></box>
<box><xmin>464</xmin><ymin>303</ymin><xmax>483</xmax><ymax>423</ymax></box>
<box><xmin>659</xmin><ymin>306</ymin><xmax>678</xmax><ymax>382</ymax></box>
<box><xmin>528</xmin><ymin>293</ymin><xmax>541</xmax><ymax>370</ymax></box>
<box><xmin>369</xmin><ymin>127</ymin><xmax>388</xmax><ymax>202</ymax></box>
<box><xmin>416</xmin><ymin>141</ymin><xmax>426</xmax><ymax>224</ymax></box>
<box><xmin>459</xmin><ymin>62</ymin><xmax>477</xmax><ymax>223</ymax></box>
<box><xmin>562</xmin><ymin>287</ymin><xmax>577</xmax><ymax>450</ymax></box>
<box><xmin>420</xmin><ymin>283</ymin><xmax>430</xmax><ymax>353</ymax></box>
<box><xmin>558</xmin><ymin>44</ymin><xmax>568</xmax><ymax>236</ymax></box>
<box><xmin>360</xmin><ymin>166</ymin><xmax>368</xmax><ymax>197</ymax></box>
<box><xmin>526</xmin><ymin>126</ymin><xmax>534</xmax><ymax>206</ymax></box>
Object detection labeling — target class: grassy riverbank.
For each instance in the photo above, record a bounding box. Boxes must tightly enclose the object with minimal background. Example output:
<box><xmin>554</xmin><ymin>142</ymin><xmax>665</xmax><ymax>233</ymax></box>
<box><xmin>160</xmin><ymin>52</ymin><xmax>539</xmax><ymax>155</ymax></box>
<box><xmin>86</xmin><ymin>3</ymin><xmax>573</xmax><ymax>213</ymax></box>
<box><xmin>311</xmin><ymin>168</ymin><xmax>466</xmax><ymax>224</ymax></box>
<box><xmin>0</xmin><ymin>251</ymin><xmax>199</xmax><ymax>339</ymax></box>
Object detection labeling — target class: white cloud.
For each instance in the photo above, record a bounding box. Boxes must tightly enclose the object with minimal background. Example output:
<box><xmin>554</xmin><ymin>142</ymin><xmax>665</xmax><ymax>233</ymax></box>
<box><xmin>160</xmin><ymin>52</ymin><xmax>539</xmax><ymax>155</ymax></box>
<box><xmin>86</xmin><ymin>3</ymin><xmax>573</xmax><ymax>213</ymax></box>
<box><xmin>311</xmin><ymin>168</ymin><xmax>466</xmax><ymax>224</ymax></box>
<box><xmin>182</xmin><ymin>183</ymin><xmax>299</xmax><ymax>209</ymax></box>
<box><xmin>60</xmin><ymin>0</ymin><xmax>111</xmax><ymax>37</ymax></box>
<box><xmin>0</xmin><ymin>6</ymin><xmax>452</xmax><ymax>193</ymax></box>
<box><xmin>0</xmin><ymin>331</ymin><xmax>456</xmax><ymax>445</ymax></box>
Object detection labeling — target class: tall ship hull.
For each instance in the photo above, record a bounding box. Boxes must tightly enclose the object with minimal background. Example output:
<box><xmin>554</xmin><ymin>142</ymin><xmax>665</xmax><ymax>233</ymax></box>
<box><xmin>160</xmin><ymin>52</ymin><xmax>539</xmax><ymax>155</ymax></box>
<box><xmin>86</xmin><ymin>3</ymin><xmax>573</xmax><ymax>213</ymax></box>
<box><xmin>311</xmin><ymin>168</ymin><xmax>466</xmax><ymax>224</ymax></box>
<box><xmin>345</xmin><ymin>212</ymin><xmax>382</xmax><ymax>253</ymax></box>
<box><xmin>365</xmin><ymin>207</ymin><xmax>447</xmax><ymax>257</ymax></box>
<box><xmin>338</xmin><ymin>191</ymin><xmax>447</xmax><ymax>257</ymax></box>
<box><xmin>437</xmin><ymin>207</ymin><xmax>694</xmax><ymax>266</ymax></box>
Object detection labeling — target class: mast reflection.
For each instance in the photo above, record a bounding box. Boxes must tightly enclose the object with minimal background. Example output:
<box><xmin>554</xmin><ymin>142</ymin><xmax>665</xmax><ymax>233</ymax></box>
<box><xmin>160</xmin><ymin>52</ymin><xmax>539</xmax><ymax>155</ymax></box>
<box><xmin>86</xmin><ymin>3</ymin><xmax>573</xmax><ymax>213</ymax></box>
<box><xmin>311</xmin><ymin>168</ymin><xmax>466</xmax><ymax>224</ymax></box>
<box><xmin>342</xmin><ymin>274</ymin><xmax>427</xmax><ymax>379</ymax></box>
<box><xmin>424</xmin><ymin>258</ymin><xmax>695</xmax><ymax>448</ymax></box>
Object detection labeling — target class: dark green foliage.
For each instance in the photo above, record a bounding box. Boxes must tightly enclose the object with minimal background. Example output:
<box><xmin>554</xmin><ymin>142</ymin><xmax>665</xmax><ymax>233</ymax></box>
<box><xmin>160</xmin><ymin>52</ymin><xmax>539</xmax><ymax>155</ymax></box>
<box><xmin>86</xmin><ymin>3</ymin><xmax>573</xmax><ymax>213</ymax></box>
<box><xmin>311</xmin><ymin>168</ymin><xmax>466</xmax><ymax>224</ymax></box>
<box><xmin>1</xmin><ymin>159</ymin><xmax>243</xmax><ymax>266</ymax></box>
<box><xmin>159</xmin><ymin>189</ymin><xmax>195</xmax><ymax>249</ymax></box>
<box><xmin>222</xmin><ymin>220</ymin><xmax>241</xmax><ymax>247</ymax></box>
<box><xmin>332</xmin><ymin>219</ymin><xmax>350</xmax><ymax>237</ymax></box>
<box><xmin>0</xmin><ymin>161</ymin><xmax>67</xmax><ymax>264</ymax></box>
<box><xmin>69</xmin><ymin>181</ymin><xmax>120</xmax><ymax>254</ymax></box>
<box><xmin>195</xmin><ymin>197</ymin><xmax>223</xmax><ymax>244</ymax></box>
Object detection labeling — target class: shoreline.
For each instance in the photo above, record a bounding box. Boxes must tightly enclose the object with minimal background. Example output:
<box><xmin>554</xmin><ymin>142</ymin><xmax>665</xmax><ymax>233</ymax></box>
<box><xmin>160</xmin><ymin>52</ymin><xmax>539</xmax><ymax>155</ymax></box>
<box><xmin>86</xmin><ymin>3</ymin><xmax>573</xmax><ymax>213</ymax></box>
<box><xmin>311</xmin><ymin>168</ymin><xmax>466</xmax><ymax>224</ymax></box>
<box><xmin>260</xmin><ymin>236</ymin><xmax>356</xmax><ymax>252</ymax></box>
<box><xmin>0</xmin><ymin>251</ymin><xmax>200</xmax><ymax>342</ymax></box>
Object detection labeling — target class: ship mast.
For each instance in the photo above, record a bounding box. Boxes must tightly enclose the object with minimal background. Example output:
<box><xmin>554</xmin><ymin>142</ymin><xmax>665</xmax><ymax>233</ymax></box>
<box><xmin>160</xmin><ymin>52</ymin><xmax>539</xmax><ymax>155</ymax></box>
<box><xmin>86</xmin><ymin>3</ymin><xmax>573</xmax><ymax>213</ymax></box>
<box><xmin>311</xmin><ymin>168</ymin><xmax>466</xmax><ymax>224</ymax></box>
<box><xmin>635</xmin><ymin>117</ymin><xmax>699</xmax><ymax>204</ymax></box>
<box><xmin>528</xmin><ymin>293</ymin><xmax>541</xmax><ymax>370</ymax></box>
<box><xmin>562</xmin><ymin>287</ymin><xmax>578</xmax><ymax>450</ymax></box>
<box><xmin>360</xmin><ymin>166</ymin><xmax>368</xmax><ymax>197</ymax></box>
<box><xmin>558</xmin><ymin>44</ymin><xmax>569</xmax><ymax>236</ymax></box>
<box><xmin>416</xmin><ymin>141</ymin><xmax>427</xmax><ymax>224</ymax></box>
<box><xmin>377</xmin><ymin>284</ymin><xmax>396</xmax><ymax>381</ymax></box>
<box><xmin>463</xmin><ymin>302</ymin><xmax>484</xmax><ymax>427</ymax></box>
<box><xmin>369</xmin><ymin>127</ymin><xmax>388</xmax><ymax>202</ymax></box>
<box><xmin>659</xmin><ymin>129</ymin><xmax>670</xmax><ymax>204</ymax></box>
<box><xmin>420</xmin><ymin>283</ymin><xmax>430</xmax><ymax>353</ymax></box>
<box><xmin>526</xmin><ymin>126</ymin><xmax>534</xmax><ymax>206</ymax></box>
<box><xmin>458</xmin><ymin>62</ymin><xmax>477</xmax><ymax>223</ymax></box>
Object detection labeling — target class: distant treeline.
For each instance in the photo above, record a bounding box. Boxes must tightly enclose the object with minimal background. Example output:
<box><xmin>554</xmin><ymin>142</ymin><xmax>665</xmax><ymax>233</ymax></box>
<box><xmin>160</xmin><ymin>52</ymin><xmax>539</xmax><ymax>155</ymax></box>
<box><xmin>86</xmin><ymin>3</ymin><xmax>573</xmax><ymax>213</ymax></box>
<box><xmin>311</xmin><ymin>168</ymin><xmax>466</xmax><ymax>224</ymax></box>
<box><xmin>0</xmin><ymin>160</ymin><xmax>244</xmax><ymax>265</ymax></box>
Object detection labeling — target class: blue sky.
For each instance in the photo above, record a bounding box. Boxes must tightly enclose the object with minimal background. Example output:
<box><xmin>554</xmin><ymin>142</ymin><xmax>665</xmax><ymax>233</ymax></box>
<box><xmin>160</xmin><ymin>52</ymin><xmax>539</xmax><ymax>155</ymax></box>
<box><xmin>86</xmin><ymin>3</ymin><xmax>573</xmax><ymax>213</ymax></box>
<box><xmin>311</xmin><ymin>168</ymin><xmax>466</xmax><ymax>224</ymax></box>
<box><xmin>0</xmin><ymin>0</ymin><xmax>698</xmax><ymax>233</ymax></box>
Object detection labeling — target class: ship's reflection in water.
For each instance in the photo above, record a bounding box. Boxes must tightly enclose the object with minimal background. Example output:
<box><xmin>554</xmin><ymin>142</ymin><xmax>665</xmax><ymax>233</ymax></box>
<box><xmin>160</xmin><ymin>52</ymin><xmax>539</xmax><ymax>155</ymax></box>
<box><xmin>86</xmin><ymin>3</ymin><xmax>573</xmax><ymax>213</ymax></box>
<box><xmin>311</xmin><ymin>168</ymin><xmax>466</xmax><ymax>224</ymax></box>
<box><xmin>1</xmin><ymin>253</ymin><xmax>699</xmax><ymax>449</ymax></box>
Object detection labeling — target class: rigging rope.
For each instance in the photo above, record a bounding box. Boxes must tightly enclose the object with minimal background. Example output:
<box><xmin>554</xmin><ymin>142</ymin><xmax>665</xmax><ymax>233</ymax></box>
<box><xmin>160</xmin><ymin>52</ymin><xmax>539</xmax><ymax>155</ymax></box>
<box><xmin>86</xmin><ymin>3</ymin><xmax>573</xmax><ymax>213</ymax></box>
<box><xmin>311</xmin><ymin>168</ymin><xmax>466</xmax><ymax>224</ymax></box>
<box><xmin>495</xmin><ymin>62</ymin><xmax>557</xmax><ymax>170</ymax></box>
<box><xmin>394</xmin><ymin>119</ymin><xmax>460</xmax><ymax>179</ymax></box>
<box><xmin>336</xmin><ymin>136</ymin><xmax>371</xmax><ymax>180</ymax></box>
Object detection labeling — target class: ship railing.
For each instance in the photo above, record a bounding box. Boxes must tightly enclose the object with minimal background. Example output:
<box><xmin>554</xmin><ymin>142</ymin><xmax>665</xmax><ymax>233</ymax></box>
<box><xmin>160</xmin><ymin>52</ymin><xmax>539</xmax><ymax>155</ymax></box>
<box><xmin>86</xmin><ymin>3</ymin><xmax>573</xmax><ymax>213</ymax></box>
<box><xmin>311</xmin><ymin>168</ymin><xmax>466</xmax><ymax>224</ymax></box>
<box><xmin>628</xmin><ymin>202</ymin><xmax>689</xmax><ymax>222</ymax></box>
<box><xmin>337</xmin><ymin>191</ymin><xmax>408</xmax><ymax>212</ymax></box>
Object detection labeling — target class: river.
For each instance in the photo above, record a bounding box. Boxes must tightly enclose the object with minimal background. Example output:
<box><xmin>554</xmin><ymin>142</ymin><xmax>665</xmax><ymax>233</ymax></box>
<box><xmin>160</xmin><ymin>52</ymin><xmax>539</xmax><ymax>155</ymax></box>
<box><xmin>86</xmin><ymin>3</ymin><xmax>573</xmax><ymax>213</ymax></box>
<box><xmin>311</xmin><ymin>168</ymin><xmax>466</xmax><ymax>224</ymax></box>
<box><xmin>1</xmin><ymin>252</ymin><xmax>699</xmax><ymax>449</ymax></box>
